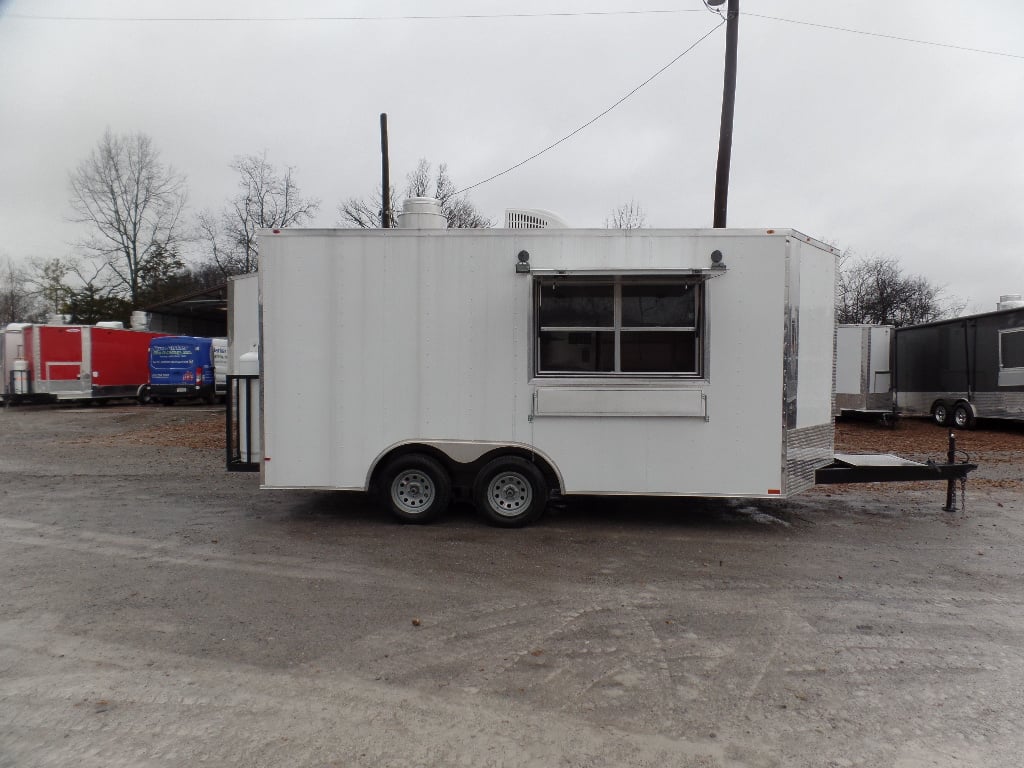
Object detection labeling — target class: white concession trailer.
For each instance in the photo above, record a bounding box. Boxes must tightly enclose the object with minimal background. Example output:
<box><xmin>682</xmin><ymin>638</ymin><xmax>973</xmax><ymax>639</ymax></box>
<box><xmin>235</xmin><ymin>223</ymin><xmax>843</xmax><ymax>525</ymax></box>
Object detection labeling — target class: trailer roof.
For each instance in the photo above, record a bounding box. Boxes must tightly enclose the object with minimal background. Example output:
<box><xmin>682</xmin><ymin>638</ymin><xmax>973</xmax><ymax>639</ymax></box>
<box><xmin>258</xmin><ymin>227</ymin><xmax>840</xmax><ymax>255</ymax></box>
<box><xmin>894</xmin><ymin>304</ymin><xmax>1024</xmax><ymax>332</ymax></box>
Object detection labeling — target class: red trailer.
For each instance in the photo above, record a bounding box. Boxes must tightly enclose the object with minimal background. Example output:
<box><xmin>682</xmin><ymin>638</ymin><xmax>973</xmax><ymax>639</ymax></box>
<box><xmin>1</xmin><ymin>323</ymin><xmax>165</xmax><ymax>404</ymax></box>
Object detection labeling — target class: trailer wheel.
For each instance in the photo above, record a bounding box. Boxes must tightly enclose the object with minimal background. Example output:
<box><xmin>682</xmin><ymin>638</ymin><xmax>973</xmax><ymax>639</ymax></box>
<box><xmin>952</xmin><ymin>403</ymin><xmax>976</xmax><ymax>429</ymax></box>
<box><xmin>380</xmin><ymin>454</ymin><xmax>451</xmax><ymax>524</ymax></box>
<box><xmin>473</xmin><ymin>457</ymin><xmax>548</xmax><ymax>528</ymax></box>
<box><xmin>137</xmin><ymin>386</ymin><xmax>152</xmax><ymax>405</ymax></box>
<box><xmin>932</xmin><ymin>403</ymin><xmax>950</xmax><ymax>426</ymax></box>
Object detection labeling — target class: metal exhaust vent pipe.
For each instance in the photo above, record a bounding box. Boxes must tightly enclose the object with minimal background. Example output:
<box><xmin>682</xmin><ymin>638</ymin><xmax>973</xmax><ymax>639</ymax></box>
<box><xmin>397</xmin><ymin>197</ymin><xmax>447</xmax><ymax>229</ymax></box>
<box><xmin>997</xmin><ymin>294</ymin><xmax>1024</xmax><ymax>310</ymax></box>
<box><xmin>130</xmin><ymin>311</ymin><xmax>151</xmax><ymax>330</ymax></box>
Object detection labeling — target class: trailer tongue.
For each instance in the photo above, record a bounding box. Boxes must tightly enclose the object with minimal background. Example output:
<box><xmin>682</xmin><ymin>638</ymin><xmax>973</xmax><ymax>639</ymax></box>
<box><xmin>815</xmin><ymin>432</ymin><xmax>977</xmax><ymax>512</ymax></box>
<box><xmin>815</xmin><ymin>453</ymin><xmax>976</xmax><ymax>484</ymax></box>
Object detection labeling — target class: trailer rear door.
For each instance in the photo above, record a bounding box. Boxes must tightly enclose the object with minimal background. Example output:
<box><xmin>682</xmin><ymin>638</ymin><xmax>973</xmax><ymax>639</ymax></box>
<box><xmin>38</xmin><ymin>326</ymin><xmax>84</xmax><ymax>383</ymax></box>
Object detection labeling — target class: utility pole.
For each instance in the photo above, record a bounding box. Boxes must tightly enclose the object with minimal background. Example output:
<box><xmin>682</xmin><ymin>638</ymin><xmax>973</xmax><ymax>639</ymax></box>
<box><xmin>710</xmin><ymin>0</ymin><xmax>739</xmax><ymax>228</ymax></box>
<box><xmin>380</xmin><ymin>113</ymin><xmax>392</xmax><ymax>228</ymax></box>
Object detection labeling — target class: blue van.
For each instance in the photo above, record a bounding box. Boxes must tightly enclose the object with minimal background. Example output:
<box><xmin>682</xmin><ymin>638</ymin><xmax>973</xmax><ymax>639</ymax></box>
<box><xmin>147</xmin><ymin>336</ymin><xmax>223</xmax><ymax>404</ymax></box>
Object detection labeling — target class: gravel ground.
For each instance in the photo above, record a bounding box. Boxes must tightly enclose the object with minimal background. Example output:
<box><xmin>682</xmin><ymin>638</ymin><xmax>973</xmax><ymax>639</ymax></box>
<box><xmin>0</xmin><ymin>404</ymin><xmax>1022</xmax><ymax>768</ymax></box>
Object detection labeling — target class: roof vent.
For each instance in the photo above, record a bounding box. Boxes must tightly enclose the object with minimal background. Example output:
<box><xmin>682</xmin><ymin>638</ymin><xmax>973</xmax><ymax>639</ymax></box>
<box><xmin>504</xmin><ymin>208</ymin><xmax>569</xmax><ymax>229</ymax></box>
<box><xmin>397</xmin><ymin>197</ymin><xmax>448</xmax><ymax>229</ymax></box>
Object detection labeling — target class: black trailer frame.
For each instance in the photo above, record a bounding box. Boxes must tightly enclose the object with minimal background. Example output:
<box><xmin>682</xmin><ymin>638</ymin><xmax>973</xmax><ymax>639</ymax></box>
<box><xmin>815</xmin><ymin>432</ymin><xmax>977</xmax><ymax>512</ymax></box>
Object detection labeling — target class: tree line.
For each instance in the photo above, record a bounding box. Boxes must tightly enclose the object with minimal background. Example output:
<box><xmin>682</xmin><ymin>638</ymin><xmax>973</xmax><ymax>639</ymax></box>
<box><xmin>0</xmin><ymin>129</ymin><xmax>491</xmax><ymax>325</ymax></box>
<box><xmin>0</xmin><ymin>129</ymin><xmax>962</xmax><ymax>328</ymax></box>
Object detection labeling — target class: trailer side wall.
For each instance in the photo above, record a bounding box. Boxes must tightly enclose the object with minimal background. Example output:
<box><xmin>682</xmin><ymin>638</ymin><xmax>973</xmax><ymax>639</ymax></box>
<box><xmin>259</xmin><ymin>229</ymin><xmax>836</xmax><ymax>497</ymax></box>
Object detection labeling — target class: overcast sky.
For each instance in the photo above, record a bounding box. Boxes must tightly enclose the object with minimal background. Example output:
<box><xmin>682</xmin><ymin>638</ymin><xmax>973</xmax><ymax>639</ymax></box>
<box><xmin>1</xmin><ymin>0</ymin><xmax>1022</xmax><ymax>313</ymax></box>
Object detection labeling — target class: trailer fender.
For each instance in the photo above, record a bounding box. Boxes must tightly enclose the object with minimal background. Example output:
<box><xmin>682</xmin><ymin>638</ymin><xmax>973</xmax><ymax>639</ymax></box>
<box><xmin>367</xmin><ymin>441</ymin><xmax>564</xmax><ymax>497</ymax></box>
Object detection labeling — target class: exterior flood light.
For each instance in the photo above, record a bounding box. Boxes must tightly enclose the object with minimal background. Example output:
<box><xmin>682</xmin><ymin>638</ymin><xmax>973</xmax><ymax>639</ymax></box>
<box><xmin>516</xmin><ymin>250</ymin><xmax>531</xmax><ymax>273</ymax></box>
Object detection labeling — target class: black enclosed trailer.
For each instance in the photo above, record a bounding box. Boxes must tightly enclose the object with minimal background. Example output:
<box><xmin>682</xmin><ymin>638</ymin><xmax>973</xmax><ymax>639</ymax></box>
<box><xmin>893</xmin><ymin>305</ymin><xmax>1024</xmax><ymax>428</ymax></box>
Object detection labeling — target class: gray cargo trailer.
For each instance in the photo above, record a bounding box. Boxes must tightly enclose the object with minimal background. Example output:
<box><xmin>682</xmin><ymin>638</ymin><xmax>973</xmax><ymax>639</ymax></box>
<box><xmin>894</xmin><ymin>306</ymin><xmax>1024</xmax><ymax>427</ymax></box>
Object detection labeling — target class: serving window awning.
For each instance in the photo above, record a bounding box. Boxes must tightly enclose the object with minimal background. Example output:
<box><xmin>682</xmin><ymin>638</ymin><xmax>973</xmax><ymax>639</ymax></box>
<box><xmin>529</xmin><ymin>267</ymin><xmax>726</xmax><ymax>277</ymax></box>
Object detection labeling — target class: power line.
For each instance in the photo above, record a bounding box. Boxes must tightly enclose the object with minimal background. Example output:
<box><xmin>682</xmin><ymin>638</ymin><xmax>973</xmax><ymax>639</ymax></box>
<box><xmin>5</xmin><ymin>9</ymin><xmax>705</xmax><ymax>23</ymax></box>
<box><xmin>8</xmin><ymin>6</ymin><xmax>1021</xmax><ymax>60</ymax></box>
<box><xmin>8</xmin><ymin>5</ymin><xmax>1023</xmax><ymax>62</ymax></box>
<box><xmin>456</xmin><ymin>19</ymin><xmax>726</xmax><ymax>196</ymax></box>
<box><xmin>747</xmin><ymin>12</ymin><xmax>1024</xmax><ymax>61</ymax></box>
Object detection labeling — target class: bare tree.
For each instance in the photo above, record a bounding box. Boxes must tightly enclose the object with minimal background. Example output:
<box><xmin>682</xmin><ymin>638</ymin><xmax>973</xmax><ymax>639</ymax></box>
<box><xmin>24</xmin><ymin>257</ymin><xmax>74</xmax><ymax>316</ymax></box>
<box><xmin>605</xmin><ymin>200</ymin><xmax>647</xmax><ymax>229</ymax></box>
<box><xmin>63</xmin><ymin>259</ymin><xmax>132</xmax><ymax>325</ymax></box>
<box><xmin>338</xmin><ymin>159</ymin><xmax>491</xmax><ymax>229</ymax></box>
<box><xmin>0</xmin><ymin>255</ymin><xmax>41</xmax><ymax>324</ymax></box>
<box><xmin>836</xmin><ymin>253</ymin><xmax>964</xmax><ymax>327</ymax></box>
<box><xmin>69</xmin><ymin>129</ymin><xmax>188</xmax><ymax>305</ymax></box>
<box><xmin>198</xmin><ymin>152</ymin><xmax>320</xmax><ymax>276</ymax></box>
<box><xmin>337</xmin><ymin>186</ymin><xmax>400</xmax><ymax>229</ymax></box>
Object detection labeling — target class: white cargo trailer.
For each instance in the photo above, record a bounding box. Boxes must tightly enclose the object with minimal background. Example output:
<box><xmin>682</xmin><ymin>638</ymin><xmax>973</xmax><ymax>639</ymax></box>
<box><xmin>835</xmin><ymin>324</ymin><xmax>894</xmax><ymax>419</ymax></box>
<box><xmin>240</xmin><ymin>224</ymin><xmax>842</xmax><ymax>525</ymax></box>
<box><xmin>226</xmin><ymin>274</ymin><xmax>259</xmax><ymax>372</ymax></box>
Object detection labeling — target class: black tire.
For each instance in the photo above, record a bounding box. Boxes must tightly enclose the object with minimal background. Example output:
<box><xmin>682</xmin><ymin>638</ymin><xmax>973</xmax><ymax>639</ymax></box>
<box><xmin>952</xmin><ymin>403</ymin><xmax>976</xmax><ymax>429</ymax></box>
<box><xmin>378</xmin><ymin>454</ymin><xmax>451</xmax><ymax>524</ymax></box>
<box><xmin>472</xmin><ymin>456</ymin><xmax>548</xmax><ymax>528</ymax></box>
<box><xmin>932</xmin><ymin>403</ymin><xmax>950</xmax><ymax>426</ymax></box>
<box><xmin>137</xmin><ymin>386</ymin><xmax>152</xmax><ymax>405</ymax></box>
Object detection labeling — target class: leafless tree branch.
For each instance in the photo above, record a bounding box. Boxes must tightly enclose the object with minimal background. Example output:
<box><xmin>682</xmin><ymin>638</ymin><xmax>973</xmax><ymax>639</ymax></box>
<box><xmin>196</xmin><ymin>151</ymin><xmax>320</xmax><ymax>274</ymax></box>
<box><xmin>605</xmin><ymin>200</ymin><xmax>647</xmax><ymax>229</ymax></box>
<box><xmin>836</xmin><ymin>253</ymin><xmax>965</xmax><ymax>327</ymax></box>
<box><xmin>68</xmin><ymin>129</ymin><xmax>188</xmax><ymax>304</ymax></box>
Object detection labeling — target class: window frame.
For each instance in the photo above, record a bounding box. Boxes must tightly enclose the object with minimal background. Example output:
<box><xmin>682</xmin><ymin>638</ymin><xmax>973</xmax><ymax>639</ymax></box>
<box><xmin>998</xmin><ymin>327</ymin><xmax>1024</xmax><ymax>372</ymax></box>
<box><xmin>534</xmin><ymin>275</ymin><xmax>704</xmax><ymax>378</ymax></box>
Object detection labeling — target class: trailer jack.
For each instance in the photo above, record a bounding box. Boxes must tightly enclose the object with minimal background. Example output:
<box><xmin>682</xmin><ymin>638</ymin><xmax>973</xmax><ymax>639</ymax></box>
<box><xmin>815</xmin><ymin>431</ymin><xmax>976</xmax><ymax>511</ymax></box>
<box><xmin>941</xmin><ymin>431</ymin><xmax>970</xmax><ymax>513</ymax></box>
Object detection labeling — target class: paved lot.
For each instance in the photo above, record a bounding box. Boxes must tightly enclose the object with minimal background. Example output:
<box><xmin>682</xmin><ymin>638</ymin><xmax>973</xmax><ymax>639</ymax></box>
<box><xmin>1</xmin><ymin>405</ymin><xmax>1022</xmax><ymax>767</ymax></box>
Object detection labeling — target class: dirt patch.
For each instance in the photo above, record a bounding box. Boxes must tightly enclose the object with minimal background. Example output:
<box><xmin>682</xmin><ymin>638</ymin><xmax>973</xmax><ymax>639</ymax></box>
<box><xmin>65</xmin><ymin>409</ymin><xmax>225</xmax><ymax>451</ymax></box>
<box><xmin>834</xmin><ymin>416</ymin><xmax>1024</xmax><ymax>493</ymax></box>
<box><xmin>836</xmin><ymin>415</ymin><xmax>1024</xmax><ymax>455</ymax></box>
